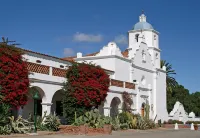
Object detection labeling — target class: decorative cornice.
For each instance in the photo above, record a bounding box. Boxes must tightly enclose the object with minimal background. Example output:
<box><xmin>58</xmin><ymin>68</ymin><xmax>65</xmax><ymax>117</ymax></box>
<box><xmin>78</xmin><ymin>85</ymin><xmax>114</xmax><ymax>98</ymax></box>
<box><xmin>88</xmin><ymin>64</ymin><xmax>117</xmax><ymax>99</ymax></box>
<box><xmin>41</xmin><ymin>103</ymin><xmax>53</xmax><ymax>106</ymax></box>
<box><xmin>156</xmin><ymin>68</ymin><xmax>166</xmax><ymax>73</ymax></box>
<box><xmin>75</xmin><ymin>55</ymin><xmax>131</xmax><ymax>63</ymax></box>
<box><xmin>140</xmin><ymin>95</ymin><xmax>149</xmax><ymax>98</ymax></box>
<box><xmin>138</xmin><ymin>86</ymin><xmax>152</xmax><ymax>91</ymax></box>
<box><xmin>128</xmin><ymin>29</ymin><xmax>159</xmax><ymax>35</ymax></box>
<box><xmin>108</xmin><ymin>89</ymin><xmax>137</xmax><ymax>95</ymax></box>
<box><xmin>103</xmin><ymin>107</ymin><xmax>112</xmax><ymax>109</ymax></box>
<box><xmin>148</xmin><ymin>47</ymin><xmax>161</xmax><ymax>52</ymax></box>
<box><xmin>29</xmin><ymin>78</ymin><xmax>64</xmax><ymax>86</ymax></box>
<box><xmin>132</xmin><ymin>64</ymin><xmax>155</xmax><ymax>73</ymax></box>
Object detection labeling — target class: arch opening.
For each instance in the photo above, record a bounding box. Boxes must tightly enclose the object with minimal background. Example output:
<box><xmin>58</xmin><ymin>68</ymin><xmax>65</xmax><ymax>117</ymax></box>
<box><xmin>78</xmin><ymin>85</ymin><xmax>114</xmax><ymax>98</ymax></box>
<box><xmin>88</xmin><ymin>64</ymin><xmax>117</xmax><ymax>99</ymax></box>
<box><xmin>51</xmin><ymin>89</ymin><xmax>64</xmax><ymax>117</ymax></box>
<box><xmin>110</xmin><ymin>97</ymin><xmax>121</xmax><ymax>118</ymax></box>
<box><xmin>21</xmin><ymin>86</ymin><xmax>45</xmax><ymax>119</ymax></box>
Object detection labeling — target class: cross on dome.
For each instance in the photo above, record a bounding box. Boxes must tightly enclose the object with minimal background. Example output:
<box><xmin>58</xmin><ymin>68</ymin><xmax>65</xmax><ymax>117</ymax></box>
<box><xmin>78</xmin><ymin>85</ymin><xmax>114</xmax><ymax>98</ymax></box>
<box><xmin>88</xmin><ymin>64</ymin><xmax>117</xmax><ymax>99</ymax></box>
<box><xmin>133</xmin><ymin>10</ymin><xmax>153</xmax><ymax>30</ymax></box>
<box><xmin>139</xmin><ymin>10</ymin><xmax>146</xmax><ymax>22</ymax></box>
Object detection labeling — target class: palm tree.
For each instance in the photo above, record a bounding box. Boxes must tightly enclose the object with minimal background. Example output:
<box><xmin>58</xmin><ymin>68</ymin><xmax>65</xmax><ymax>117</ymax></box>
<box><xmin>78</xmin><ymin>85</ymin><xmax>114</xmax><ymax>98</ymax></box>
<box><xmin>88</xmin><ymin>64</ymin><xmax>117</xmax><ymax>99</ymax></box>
<box><xmin>161</xmin><ymin>60</ymin><xmax>178</xmax><ymax>93</ymax></box>
<box><xmin>0</xmin><ymin>37</ymin><xmax>20</xmax><ymax>46</ymax></box>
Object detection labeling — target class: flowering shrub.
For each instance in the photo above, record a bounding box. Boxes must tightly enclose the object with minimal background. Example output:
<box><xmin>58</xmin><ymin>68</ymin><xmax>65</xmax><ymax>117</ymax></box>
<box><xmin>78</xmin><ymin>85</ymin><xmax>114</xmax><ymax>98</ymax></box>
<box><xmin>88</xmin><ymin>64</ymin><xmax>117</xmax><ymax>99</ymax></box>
<box><xmin>0</xmin><ymin>39</ymin><xmax>29</xmax><ymax>108</ymax></box>
<box><xmin>122</xmin><ymin>91</ymin><xmax>133</xmax><ymax>112</ymax></box>
<box><xmin>66</xmin><ymin>62</ymin><xmax>109</xmax><ymax>107</ymax></box>
<box><xmin>63</xmin><ymin>62</ymin><xmax>110</xmax><ymax>124</ymax></box>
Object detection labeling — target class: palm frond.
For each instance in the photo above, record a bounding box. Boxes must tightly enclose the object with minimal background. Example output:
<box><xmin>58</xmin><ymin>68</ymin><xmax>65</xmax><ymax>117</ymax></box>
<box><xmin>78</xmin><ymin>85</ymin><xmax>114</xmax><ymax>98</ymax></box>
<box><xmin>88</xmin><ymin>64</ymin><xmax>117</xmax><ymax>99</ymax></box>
<box><xmin>161</xmin><ymin>60</ymin><xmax>178</xmax><ymax>93</ymax></box>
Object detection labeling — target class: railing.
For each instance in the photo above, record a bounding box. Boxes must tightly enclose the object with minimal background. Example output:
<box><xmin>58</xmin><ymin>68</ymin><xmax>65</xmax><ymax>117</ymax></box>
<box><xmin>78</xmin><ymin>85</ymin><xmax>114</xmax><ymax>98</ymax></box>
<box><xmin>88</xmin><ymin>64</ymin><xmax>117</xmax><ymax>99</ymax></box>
<box><xmin>27</xmin><ymin>62</ymin><xmax>135</xmax><ymax>89</ymax></box>
<box><xmin>110</xmin><ymin>79</ymin><xmax>135</xmax><ymax>89</ymax></box>
<box><xmin>125</xmin><ymin>82</ymin><xmax>135</xmax><ymax>89</ymax></box>
<box><xmin>27</xmin><ymin>62</ymin><xmax>49</xmax><ymax>75</ymax></box>
<box><xmin>52</xmin><ymin>67</ymin><xmax>67</xmax><ymax>77</ymax></box>
<box><xmin>110</xmin><ymin>79</ymin><xmax>123</xmax><ymax>87</ymax></box>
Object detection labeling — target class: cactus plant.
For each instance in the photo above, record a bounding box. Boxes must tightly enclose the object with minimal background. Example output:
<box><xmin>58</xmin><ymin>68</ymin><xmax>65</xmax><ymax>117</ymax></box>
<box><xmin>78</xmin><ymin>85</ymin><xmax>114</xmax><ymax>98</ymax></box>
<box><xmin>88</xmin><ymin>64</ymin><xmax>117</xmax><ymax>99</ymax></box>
<box><xmin>8</xmin><ymin>116</ymin><xmax>31</xmax><ymax>133</ymax></box>
<box><xmin>144</xmin><ymin>104</ymin><xmax>150</xmax><ymax>120</ymax></box>
<box><xmin>73</xmin><ymin>109</ymin><xmax>113</xmax><ymax>128</ymax></box>
<box><xmin>0</xmin><ymin>125</ymin><xmax>11</xmax><ymax>135</ymax></box>
<box><xmin>131</xmin><ymin>117</ymin><xmax>137</xmax><ymax>129</ymax></box>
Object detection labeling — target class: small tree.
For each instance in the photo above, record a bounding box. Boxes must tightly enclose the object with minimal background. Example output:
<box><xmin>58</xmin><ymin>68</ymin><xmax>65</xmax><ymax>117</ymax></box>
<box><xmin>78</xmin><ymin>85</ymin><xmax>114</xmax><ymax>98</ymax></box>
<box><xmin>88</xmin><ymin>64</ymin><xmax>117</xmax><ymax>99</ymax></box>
<box><xmin>62</xmin><ymin>62</ymin><xmax>110</xmax><ymax>124</ymax></box>
<box><xmin>122</xmin><ymin>91</ymin><xmax>133</xmax><ymax>113</ymax></box>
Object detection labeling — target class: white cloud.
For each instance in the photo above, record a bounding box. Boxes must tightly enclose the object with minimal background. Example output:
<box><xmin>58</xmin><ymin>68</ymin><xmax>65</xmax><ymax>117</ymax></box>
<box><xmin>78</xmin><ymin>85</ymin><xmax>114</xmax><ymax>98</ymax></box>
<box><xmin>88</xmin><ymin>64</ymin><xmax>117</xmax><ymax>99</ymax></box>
<box><xmin>73</xmin><ymin>32</ymin><xmax>103</xmax><ymax>42</ymax></box>
<box><xmin>63</xmin><ymin>48</ymin><xmax>75</xmax><ymax>56</ymax></box>
<box><xmin>114</xmin><ymin>35</ymin><xmax>128</xmax><ymax>45</ymax></box>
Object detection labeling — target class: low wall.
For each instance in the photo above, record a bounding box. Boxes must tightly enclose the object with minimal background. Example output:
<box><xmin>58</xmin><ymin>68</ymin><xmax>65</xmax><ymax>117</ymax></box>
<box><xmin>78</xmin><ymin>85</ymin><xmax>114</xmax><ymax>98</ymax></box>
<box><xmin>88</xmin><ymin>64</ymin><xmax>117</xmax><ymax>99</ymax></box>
<box><xmin>163</xmin><ymin>124</ymin><xmax>190</xmax><ymax>129</ymax></box>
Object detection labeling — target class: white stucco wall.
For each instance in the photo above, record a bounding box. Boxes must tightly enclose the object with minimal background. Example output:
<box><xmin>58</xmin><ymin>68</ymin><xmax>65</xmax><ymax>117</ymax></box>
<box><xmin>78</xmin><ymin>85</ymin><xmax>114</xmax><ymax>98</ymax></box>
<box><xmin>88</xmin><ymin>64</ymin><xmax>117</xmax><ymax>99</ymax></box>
<box><xmin>76</xmin><ymin>57</ymin><xmax>115</xmax><ymax>74</ymax></box>
<box><xmin>23</xmin><ymin>53</ymin><xmax>70</xmax><ymax>70</ymax></box>
<box><xmin>155</xmin><ymin>69</ymin><xmax>168</xmax><ymax>122</ymax></box>
<box><xmin>114</xmin><ymin>58</ymin><xmax>130</xmax><ymax>81</ymax></box>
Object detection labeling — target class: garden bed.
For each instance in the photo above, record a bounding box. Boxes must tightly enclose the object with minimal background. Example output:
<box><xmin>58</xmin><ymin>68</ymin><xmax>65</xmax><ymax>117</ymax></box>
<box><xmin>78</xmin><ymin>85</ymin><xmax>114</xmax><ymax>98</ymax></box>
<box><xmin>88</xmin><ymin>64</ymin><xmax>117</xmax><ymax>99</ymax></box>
<box><xmin>162</xmin><ymin>124</ymin><xmax>190</xmax><ymax>128</ymax></box>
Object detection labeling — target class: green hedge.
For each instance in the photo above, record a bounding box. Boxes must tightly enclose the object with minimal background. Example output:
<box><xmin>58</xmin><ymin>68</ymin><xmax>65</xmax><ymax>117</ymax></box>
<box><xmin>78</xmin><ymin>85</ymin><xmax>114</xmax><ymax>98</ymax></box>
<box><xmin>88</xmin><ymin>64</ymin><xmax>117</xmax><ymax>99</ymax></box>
<box><xmin>163</xmin><ymin>119</ymin><xmax>183</xmax><ymax>124</ymax></box>
<box><xmin>185</xmin><ymin>121</ymin><xmax>200</xmax><ymax>124</ymax></box>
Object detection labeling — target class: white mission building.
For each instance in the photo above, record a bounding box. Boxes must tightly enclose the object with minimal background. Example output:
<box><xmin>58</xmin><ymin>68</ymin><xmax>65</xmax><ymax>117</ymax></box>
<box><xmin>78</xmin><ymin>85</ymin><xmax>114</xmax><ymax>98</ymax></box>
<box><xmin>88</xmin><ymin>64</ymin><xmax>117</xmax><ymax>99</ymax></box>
<box><xmin>15</xmin><ymin>13</ymin><xmax>168</xmax><ymax>123</ymax></box>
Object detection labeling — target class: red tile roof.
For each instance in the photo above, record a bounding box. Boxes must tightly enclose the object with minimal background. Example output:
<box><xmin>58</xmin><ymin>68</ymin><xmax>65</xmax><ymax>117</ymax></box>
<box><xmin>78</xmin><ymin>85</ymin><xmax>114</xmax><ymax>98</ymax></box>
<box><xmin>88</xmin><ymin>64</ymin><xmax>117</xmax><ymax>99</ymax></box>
<box><xmin>18</xmin><ymin>47</ymin><xmax>73</xmax><ymax>63</ymax></box>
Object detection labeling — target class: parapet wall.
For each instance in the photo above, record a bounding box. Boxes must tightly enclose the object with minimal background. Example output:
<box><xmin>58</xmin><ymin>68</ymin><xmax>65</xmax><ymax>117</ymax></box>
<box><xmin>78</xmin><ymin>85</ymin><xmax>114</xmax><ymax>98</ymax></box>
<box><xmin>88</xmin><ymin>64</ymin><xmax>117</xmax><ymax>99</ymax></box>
<box><xmin>168</xmin><ymin>101</ymin><xmax>200</xmax><ymax>123</ymax></box>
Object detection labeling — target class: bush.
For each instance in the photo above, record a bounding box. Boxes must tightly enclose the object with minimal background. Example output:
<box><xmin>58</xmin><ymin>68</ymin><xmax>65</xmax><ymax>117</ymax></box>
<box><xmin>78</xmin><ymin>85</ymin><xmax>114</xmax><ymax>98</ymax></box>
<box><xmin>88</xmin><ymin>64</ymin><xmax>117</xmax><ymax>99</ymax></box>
<box><xmin>118</xmin><ymin>112</ymin><xmax>155</xmax><ymax>130</ymax></box>
<box><xmin>118</xmin><ymin>112</ymin><xmax>129</xmax><ymax>125</ymax></box>
<box><xmin>145</xmin><ymin>119</ymin><xmax>156</xmax><ymax>129</ymax></box>
<box><xmin>112</xmin><ymin>117</ymin><xmax>120</xmax><ymax>130</ymax></box>
<box><xmin>163</xmin><ymin>119</ymin><xmax>184</xmax><ymax>124</ymax></box>
<box><xmin>0</xmin><ymin>103</ymin><xmax>11</xmax><ymax>125</ymax></box>
<box><xmin>0</xmin><ymin>103</ymin><xmax>12</xmax><ymax>135</ymax></box>
<box><xmin>43</xmin><ymin>114</ymin><xmax>61</xmax><ymax>131</ymax></box>
<box><xmin>0</xmin><ymin>125</ymin><xmax>11</xmax><ymax>135</ymax></box>
<box><xmin>34</xmin><ymin>111</ymin><xmax>60</xmax><ymax>131</ymax></box>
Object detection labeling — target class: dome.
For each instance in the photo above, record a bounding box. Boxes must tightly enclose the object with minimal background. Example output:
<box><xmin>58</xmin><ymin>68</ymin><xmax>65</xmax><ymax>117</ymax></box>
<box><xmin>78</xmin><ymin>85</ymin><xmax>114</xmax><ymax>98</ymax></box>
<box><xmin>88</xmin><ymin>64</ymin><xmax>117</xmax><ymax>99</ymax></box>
<box><xmin>132</xmin><ymin>13</ymin><xmax>154</xmax><ymax>30</ymax></box>
<box><xmin>133</xmin><ymin>22</ymin><xmax>153</xmax><ymax>30</ymax></box>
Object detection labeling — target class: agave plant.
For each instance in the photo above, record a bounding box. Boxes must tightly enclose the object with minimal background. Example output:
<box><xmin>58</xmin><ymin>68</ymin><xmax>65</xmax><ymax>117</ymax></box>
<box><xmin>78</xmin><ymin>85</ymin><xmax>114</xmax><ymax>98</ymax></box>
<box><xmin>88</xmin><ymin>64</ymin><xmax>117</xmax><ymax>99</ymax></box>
<box><xmin>43</xmin><ymin>113</ymin><xmax>61</xmax><ymax>131</ymax></box>
<box><xmin>112</xmin><ymin>117</ymin><xmax>120</xmax><ymax>130</ymax></box>
<box><xmin>137</xmin><ymin>116</ymin><xmax>148</xmax><ymax>130</ymax></box>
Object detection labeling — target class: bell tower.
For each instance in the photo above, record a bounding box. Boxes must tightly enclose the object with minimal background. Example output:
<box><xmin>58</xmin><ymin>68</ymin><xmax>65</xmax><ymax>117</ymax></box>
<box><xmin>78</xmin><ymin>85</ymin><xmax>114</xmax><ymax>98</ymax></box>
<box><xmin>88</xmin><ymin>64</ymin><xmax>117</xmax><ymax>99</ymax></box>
<box><xmin>128</xmin><ymin>11</ymin><xmax>161</xmax><ymax>68</ymax></box>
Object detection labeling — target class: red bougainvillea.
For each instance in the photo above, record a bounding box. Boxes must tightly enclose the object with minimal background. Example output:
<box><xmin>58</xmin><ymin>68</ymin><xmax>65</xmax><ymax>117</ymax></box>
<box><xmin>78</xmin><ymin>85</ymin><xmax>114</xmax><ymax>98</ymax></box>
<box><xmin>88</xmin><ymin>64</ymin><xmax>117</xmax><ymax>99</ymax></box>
<box><xmin>66</xmin><ymin>62</ymin><xmax>110</xmax><ymax>107</ymax></box>
<box><xmin>0</xmin><ymin>42</ymin><xmax>29</xmax><ymax>108</ymax></box>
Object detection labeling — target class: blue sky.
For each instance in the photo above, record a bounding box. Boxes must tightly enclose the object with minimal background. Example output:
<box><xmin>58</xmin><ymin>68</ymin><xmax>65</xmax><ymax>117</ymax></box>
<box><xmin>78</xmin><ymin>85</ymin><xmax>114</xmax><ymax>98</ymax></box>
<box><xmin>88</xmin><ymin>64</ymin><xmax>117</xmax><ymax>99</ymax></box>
<box><xmin>0</xmin><ymin>0</ymin><xmax>199</xmax><ymax>93</ymax></box>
